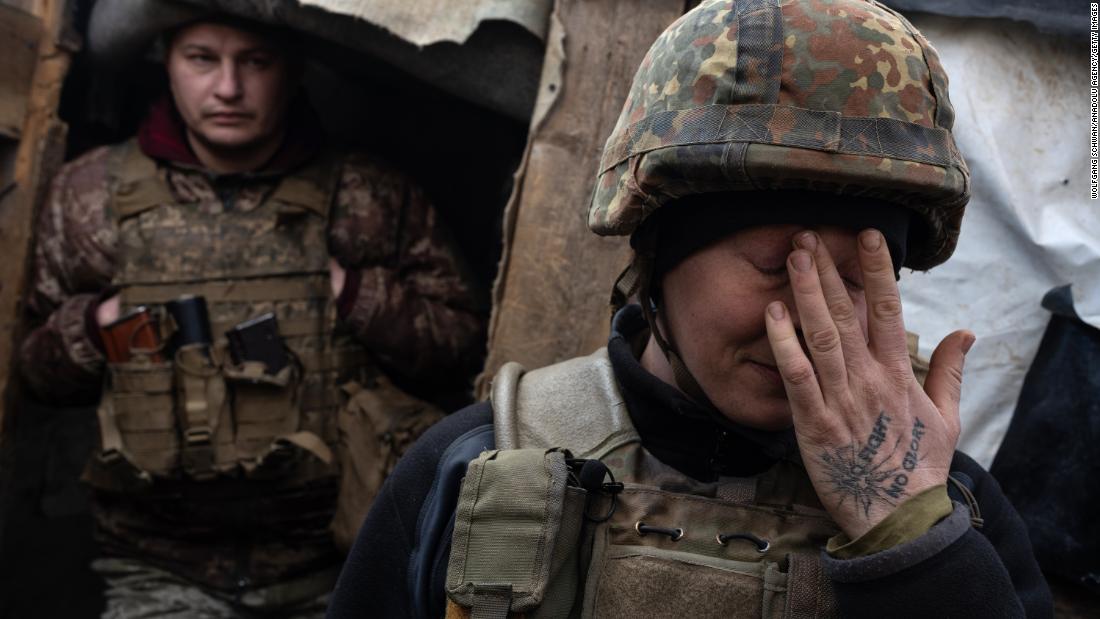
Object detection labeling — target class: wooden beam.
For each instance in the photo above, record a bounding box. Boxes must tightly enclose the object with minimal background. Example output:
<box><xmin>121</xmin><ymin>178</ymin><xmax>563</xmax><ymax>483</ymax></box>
<box><xmin>0</xmin><ymin>0</ymin><xmax>74</xmax><ymax>437</ymax></box>
<box><xmin>480</xmin><ymin>0</ymin><xmax>683</xmax><ymax>390</ymax></box>
<box><xmin>0</xmin><ymin>6</ymin><xmax>41</xmax><ymax>139</ymax></box>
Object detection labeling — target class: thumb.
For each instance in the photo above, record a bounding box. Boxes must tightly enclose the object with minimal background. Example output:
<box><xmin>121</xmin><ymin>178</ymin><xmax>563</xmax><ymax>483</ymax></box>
<box><xmin>924</xmin><ymin>329</ymin><xmax>976</xmax><ymax>418</ymax></box>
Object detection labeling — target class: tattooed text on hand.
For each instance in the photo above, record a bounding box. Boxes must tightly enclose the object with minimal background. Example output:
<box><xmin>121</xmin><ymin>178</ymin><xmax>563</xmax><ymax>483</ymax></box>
<box><xmin>885</xmin><ymin>418</ymin><xmax>927</xmax><ymax>498</ymax></box>
<box><xmin>818</xmin><ymin>412</ymin><xmax>917</xmax><ymax>519</ymax></box>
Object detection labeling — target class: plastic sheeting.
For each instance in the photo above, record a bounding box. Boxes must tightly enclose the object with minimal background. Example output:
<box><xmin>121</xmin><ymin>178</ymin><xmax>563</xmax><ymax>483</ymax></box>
<box><xmin>897</xmin><ymin>14</ymin><xmax>1092</xmax><ymax>468</ymax></box>
<box><xmin>87</xmin><ymin>0</ymin><xmax>548</xmax><ymax>121</ymax></box>
<box><xmin>298</xmin><ymin>0</ymin><xmax>552</xmax><ymax>46</ymax></box>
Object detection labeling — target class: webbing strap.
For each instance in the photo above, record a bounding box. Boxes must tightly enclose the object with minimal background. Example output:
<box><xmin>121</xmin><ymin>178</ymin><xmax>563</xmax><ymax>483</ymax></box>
<box><xmin>110</xmin><ymin>140</ymin><xmax>177</xmax><ymax>220</ymax></box>
<box><xmin>122</xmin><ymin>276</ymin><xmax>328</xmax><ymax>304</ymax></box>
<box><xmin>299</xmin><ymin>348</ymin><xmax>370</xmax><ymax>373</ymax></box>
<box><xmin>175</xmin><ymin>346</ymin><xmax>225</xmax><ymax>480</ymax></box>
<box><xmin>471</xmin><ymin>585</ymin><xmax>513</xmax><ymax>619</ymax></box>
<box><xmin>630</xmin><ymin>244</ymin><xmax>716</xmax><ymax>408</ymax></box>
<box><xmin>96</xmin><ymin>398</ymin><xmax>127</xmax><ymax>463</ymax></box>
<box><xmin>95</xmin><ymin>399</ymin><xmax>152</xmax><ymax>485</ymax></box>
<box><xmin>212</xmin><ymin>317</ymin><xmax>323</xmax><ymax>340</ymax></box>
<box><xmin>784</xmin><ymin>553</ymin><xmax>837</xmax><ymax>619</ymax></box>
<box><xmin>730</xmin><ymin>0</ymin><xmax>783</xmax><ymax>104</ymax></box>
<box><xmin>598</xmin><ymin>103</ymin><xmax>958</xmax><ymax>175</ymax></box>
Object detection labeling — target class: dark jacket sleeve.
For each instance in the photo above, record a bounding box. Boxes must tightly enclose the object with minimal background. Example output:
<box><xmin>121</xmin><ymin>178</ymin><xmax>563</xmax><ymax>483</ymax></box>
<box><xmin>328</xmin><ymin>402</ymin><xmax>493</xmax><ymax>619</ymax></box>
<box><xmin>822</xmin><ymin>451</ymin><xmax>1052</xmax><ymax>618</ymax></box>
<box><xmin>328</xmin><ymin>153</ymin><xmax>486</xmax><ymax>385</ymax></box>
<box><xmin>18</xmin><ymin>147</ymin><xmax>117</xmax><ymax>404</ymax></box>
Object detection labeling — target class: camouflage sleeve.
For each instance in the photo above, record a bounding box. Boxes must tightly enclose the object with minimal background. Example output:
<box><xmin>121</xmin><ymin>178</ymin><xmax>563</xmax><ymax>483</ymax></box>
<box><xmin>18</xmin><ymin>146</ymin><xmax>117</xmax><ymax>404</ymax></box>
<box><xmin>328</xmin><ymin>154</ymin><xmax>486</xmax><ymax>383</ymax></box>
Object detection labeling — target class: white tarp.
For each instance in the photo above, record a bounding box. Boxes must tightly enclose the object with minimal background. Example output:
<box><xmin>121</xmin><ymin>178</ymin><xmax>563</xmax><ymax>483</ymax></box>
<box><xmin>899</xmin><ymin>15</ymin><xmax>1093</xmax><ymax>468</ymax></box>
<box><xmin>297</xmin><ymin>0</ymin><xmax>552</xmax><ymax>46</ymax></box>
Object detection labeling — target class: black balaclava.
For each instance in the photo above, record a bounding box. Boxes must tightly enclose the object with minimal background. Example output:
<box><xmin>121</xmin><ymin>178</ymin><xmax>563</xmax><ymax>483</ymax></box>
<box><xmin>645</xmin><ymin>190</ymin><xmax>915</xmax><ymax>287</ymax></box>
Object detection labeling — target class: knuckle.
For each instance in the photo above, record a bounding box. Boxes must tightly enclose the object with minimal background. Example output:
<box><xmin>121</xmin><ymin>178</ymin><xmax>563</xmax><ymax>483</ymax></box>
<box><xmin>885</xmin><ymin>362</ymin><xmax>914</xmax><ymax>386</ymax></box>
<box><xmin>872</xmin><ymin>296</ymin><xmax>903</xmax><ymax>321</ymax></box>
<box><xmin>781</xmin><ymin>361</ymin><xmax>816</xmax><ymax>386</ymax></box>
<box><xmin>806</xmin><ymin>327</ymin><xmax>841</xmax><ymax>354</ymax></box>
<box><xmin>827</xmin><ymin>296</ymin><xmax>858</xmax><ymax>324</ymax></box>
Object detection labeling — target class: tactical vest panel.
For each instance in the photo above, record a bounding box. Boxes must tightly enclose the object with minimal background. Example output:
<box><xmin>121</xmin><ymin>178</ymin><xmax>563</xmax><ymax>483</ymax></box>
<box><xmin>92</xmin><ymin>139</ymin><xmax>371</xmax><ymax>486</ymax></box>
<box><xmin>446</xmin><ymin>349</ymin><xmax>841</xmax><ymax>618</ymax></box>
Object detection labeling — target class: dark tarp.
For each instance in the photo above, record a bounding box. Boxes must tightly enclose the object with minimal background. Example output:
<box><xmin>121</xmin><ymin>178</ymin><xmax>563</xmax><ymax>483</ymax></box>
<box><xmin>991</xmin><ymin>285</ymin><xmax>1100</xmax><ymax>594</ymax></box>
<box><xmin>885</xmin><ymin>0</ymin><xmax>1086</xmax><ymax>36</ymax></box>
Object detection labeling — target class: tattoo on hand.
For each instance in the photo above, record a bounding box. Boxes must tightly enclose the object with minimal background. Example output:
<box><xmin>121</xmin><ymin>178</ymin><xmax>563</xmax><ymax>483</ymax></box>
<box><xmin>886</xmin><ymin>418</ymin><xmax>927</xmax><ymax>499</ymax></box>
<box><xmin>818</xmin><ymin>412</ymin><xmax>905</xmax><ymax>519</ymax></box>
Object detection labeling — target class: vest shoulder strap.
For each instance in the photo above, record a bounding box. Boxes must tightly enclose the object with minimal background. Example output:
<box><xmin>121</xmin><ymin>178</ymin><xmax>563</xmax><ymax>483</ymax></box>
<box><xmin>490</xmin><ymin>348</ymin><xmax>639</xmax><ymax>459</ymax></box>
<box><xmin>107</xmin><ymin>138</ymin><xmax>175</xmax><ymax>221</ymax></box>
<box><xmin>106</xmin><ymin>139</ymin><xmax>346</xmax><ymax>222</ymax></box>
<box><xmin>267</xmin><ymin>148</ymin><xmax>345</xmax><ymax>219</ymax></box>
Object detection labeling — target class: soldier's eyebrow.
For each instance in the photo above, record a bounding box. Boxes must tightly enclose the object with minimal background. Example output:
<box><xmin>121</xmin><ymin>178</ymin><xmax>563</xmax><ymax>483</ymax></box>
<box><xmin>178</xmin><ymin>43</ymin><xmax>218</xmax><ymax>54</ymax></box>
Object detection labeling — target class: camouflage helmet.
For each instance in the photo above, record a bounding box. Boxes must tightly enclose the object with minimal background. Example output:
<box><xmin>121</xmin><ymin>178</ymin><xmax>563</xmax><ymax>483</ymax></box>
<box><xmin>589</xmin><ymin>0</ymin><xmax>969</xmax><ymax>271</ymax></box>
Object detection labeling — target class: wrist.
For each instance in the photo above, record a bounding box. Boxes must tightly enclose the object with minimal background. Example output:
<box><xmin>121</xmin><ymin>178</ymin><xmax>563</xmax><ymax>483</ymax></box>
<box><xmin>828</xmin><ymin>484</ymin><xmax>953</xmax><ymax>558</ymax></box>
<box><xmin>335</xmin><ymin>267</ymin><xmax>362</xmax><ymax>319</ymax></box>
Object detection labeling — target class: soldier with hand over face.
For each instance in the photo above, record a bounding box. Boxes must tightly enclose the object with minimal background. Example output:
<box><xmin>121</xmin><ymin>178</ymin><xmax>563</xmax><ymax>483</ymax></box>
<box><xmin>327</xmin><ymin>1</ymin><xmax>1052</xmax><ymax>617</ymax></box>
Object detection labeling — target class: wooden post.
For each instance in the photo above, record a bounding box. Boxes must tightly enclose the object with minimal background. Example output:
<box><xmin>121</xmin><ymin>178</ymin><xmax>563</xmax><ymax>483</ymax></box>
<box><xmin>480</xmin><ymin>0</ymin><xmax>684</xmax><ymax>390</ymax></box>
<box><xmin>0</xmin><ymin>0</ymin><xmax>76</xmax><ymax>438</ymax></box>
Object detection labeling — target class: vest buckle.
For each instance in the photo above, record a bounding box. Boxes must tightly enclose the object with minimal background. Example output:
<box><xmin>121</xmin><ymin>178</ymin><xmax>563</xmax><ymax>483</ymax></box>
<box><xmin>182</xmin><ymin>426</ymin><xmax>216</xmax><ymax>480</ymax></box>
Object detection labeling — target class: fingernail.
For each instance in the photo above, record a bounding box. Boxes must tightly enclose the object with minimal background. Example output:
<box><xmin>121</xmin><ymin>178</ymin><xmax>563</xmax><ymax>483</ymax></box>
<box><xmin>962</xmin><ymin>332</ymin><xmax>976</xmax><ymax>354</ymax></box>
<box><xmin>795</xmin><ymin>231</ymin><xmax>818</xmax><ymax>252</ymax></box>
<box><xmin>860</xmin><ymin>229</ymin><xmax>882</xmax><ymax>251</ymax></box>
<box><xmin>791</xmin><ymin>250</ymin><xmax>812</xmax><ymax>272</ymax></box>
<box><xmin>768</xmin><ymin>302</ymin><xmax>785</xmax><ymax>320</ymax></box>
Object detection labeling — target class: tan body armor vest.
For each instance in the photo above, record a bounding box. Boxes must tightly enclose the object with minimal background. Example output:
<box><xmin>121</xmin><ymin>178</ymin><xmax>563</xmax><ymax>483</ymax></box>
<box><xmin>444</xmin><ymin>348</ymin><xmax>845</xmax><ymax>619</ymax></box>
<box><xmin>91</xmin><ymin>139</ymin><xmax>371</xmax><ymax>488</ymax></box>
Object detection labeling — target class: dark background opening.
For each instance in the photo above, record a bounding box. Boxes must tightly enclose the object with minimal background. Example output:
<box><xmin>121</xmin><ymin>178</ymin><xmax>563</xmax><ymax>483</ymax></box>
<box><xmin>0</xmin><ymin>3</ymin><xmax>529</xmax><ymax>616</ymax></box>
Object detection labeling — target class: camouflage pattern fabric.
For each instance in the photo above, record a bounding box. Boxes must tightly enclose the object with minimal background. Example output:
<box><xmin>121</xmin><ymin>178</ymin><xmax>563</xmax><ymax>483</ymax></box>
<box><xmin>19</xmin><ymin>140</ymin><xmax>485</xmax><ymax>591</ymax></box>
<box><xmin>20</xmin><ymin>146</ymin><xmax>484</xmax><ymax>403</ymax></box>
<box><xmin>92</xmin><ymin>557</ymin><xmax>331</xmax><ymax>619</ymax></box>
<box><xmin>588</xmin><ymin>0</ymin><xmax>970</xmax><ymax>270</ymax></box>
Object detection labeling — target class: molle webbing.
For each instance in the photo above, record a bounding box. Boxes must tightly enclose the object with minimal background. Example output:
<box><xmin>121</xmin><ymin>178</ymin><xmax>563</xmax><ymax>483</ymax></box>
<box><xmin>121</xmin><ymin>277</ymin><xmax>329</xmax><ymax>305</ymax></box>
<box><xmin>480</xmin><ymin>351</ymin><xmax>845</xmax><ymax>618</ymax></box>
<box><xmin>95</xmin><ymin>140</ymin><xmax>361</xmax><ymax>483</ymax></box>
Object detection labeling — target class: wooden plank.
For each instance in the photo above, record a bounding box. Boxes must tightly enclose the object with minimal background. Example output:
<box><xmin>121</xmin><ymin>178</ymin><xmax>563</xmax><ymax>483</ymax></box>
<box><xmin>0</xmin><ymin>0</ymin><xmax>74</xmax><ymax>437</ymax></box>
<box><xmin>0</xmin><ymin>0</ymin><xmax>39</xmax><ymax>14</ymax></box>
<box><xmin>479</xmin><ymin>0</ymin><xmax>683</xmax><ymax>390</ymax></box>
<box><xmin>0</xmin><ymin>5</ymin><xmax>42</xmax><ymax>139</ymax></box>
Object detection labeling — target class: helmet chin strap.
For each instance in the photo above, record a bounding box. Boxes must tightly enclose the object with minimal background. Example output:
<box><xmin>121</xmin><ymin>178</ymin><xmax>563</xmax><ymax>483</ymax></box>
<box><xmin>610</xmin><ymin>229</ymin><xmax>718</xmax><ymax>412</ymax></box>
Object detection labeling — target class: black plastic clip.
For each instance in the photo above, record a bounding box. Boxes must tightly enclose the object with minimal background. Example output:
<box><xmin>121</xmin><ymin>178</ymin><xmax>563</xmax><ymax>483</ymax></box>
<box><xmin>567</xmin><ymin>458</ymin><xmax>624</xmax><ymax>523</ymax></box>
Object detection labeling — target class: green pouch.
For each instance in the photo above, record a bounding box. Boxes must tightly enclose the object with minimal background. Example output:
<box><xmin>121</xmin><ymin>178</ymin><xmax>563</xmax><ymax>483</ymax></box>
<box><xmin>446</xmin><ymin>448</ymin><xmax>588</xmax><ymax>619</ymax></box>
<box><xmin>97</xmin><ymin>357</ymin><xmax>177</xmax><ymax>481</ymax></box>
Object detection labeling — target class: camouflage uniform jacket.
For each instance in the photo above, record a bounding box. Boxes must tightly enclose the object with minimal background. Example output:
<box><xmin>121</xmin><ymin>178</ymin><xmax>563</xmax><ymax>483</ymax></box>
<box><xmin>17</xmin><ymin>106</ymin><xmax>485</xmax><ymax>591</ymax></box>
<box><xmin>19</xmin><ymin>144</ymin><xmax>484</xmax><ymax>405</ymax></box>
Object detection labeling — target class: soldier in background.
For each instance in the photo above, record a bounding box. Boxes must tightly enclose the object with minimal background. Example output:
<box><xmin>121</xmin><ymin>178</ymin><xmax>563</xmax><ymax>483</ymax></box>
<box><xmin>328</xmin><ymin>0</ymin><xmax>1051</xmax><ymax>617</ymax></box>
<box><xmin>18</xmin><ymin>6</ymin><xmax>482</xmax><ymax>618</ymax></box>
